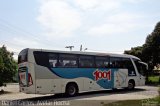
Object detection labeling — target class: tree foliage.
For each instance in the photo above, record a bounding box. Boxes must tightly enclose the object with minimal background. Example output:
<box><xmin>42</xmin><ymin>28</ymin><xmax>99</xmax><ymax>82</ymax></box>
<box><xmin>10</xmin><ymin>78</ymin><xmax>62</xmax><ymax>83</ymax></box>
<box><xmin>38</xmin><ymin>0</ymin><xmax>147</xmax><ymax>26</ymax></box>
<box><xmin>0</xmin><ymin>45</ymin><xmax>17</xmax><ymax>86</ymax></box>
<box><xmin>143</xmin><ymin>22</ymin><xmax>160</xmax><ymax>66</ymax></box>
<box><xmin>124</xmin><ymin>22</ymin><xmax>160</xmax><ymax>69</ymax></box>
<box><xmin>124</xmin><ymin>46</ymin><xmax>143</xmax><ymax>59</ymax></box>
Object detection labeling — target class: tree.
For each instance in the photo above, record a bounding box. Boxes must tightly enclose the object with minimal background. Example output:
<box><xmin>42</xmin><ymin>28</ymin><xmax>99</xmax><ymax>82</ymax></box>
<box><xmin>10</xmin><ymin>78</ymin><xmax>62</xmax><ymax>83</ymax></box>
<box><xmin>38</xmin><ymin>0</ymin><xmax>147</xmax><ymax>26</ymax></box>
<box><xmin>124</xmin><ymin>22</ymin><xmax>160</xmax><ymax>83</ymax></box>
<box><xmin>142</xmin><ymin>22</ymin><xmax>160</xmax><ymax>67</ymax></box>
<box><xmin>0</xmin><ymin>45</ymin><xmax>17</xmax><ymax>86</ymax></box>
<box><xmin>124</xmin><ymin>46</ymin><xmax>143</xmax><ymax>60</ymax></box>
<box><xmin>124</xmin><ymin>22</ymin><xmax>160</xmax><ymax>69</ymax></box>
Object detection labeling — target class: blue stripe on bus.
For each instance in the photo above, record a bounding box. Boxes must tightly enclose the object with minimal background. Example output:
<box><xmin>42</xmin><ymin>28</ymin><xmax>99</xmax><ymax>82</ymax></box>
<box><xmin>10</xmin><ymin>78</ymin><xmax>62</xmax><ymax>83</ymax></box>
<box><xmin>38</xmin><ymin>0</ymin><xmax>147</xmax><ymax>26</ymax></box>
<box><xmin>51</xmin><ymin>68</ymin><xmax>118</xmax><ymax>89</ymax></box>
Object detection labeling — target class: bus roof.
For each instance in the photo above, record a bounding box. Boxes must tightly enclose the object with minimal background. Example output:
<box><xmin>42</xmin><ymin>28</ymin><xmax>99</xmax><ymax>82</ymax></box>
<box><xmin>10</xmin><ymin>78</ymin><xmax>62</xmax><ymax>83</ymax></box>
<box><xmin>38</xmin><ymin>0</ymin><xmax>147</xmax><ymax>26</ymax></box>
<box><xmin>23</xmin><ymin>48</ymin><xmax>140</xmax><ymax>60</ymax></box>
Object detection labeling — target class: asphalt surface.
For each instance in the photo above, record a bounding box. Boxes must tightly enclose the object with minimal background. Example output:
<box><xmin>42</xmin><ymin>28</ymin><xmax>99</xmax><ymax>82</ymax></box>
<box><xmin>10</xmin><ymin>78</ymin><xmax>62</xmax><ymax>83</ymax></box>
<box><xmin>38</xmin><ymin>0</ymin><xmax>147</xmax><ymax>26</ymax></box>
<box><xmin>0</xmin><ymin>84</ymin><xmax>159</xmax><ymax>106</ymax></box>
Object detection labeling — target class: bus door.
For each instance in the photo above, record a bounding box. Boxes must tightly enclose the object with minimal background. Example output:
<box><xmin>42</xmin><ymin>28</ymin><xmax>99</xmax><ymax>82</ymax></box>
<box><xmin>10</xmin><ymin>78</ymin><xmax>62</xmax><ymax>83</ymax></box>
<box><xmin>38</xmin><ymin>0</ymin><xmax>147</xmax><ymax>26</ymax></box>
<box><xmin>136</xmin><ymin>61</ymin><xmax>148</xmax><ymax>85</ymax></box>
<box><xmin>133</xmin><ymin>59</ymin><xmax>148</xmax><ymax>85</ymax></box>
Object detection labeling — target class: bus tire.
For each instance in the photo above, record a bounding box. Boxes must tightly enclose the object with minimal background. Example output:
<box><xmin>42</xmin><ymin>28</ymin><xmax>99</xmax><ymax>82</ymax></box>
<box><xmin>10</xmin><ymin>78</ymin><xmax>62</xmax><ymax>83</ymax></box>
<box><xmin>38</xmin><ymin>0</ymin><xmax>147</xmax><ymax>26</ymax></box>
<box><xmin>128</xmin><ymin>80</ymin><xmax>135</xmax><ymax>90</ymax></box>
<box><xmin>112</xmin><ymin>88</ymin><xmax>118</xmax><ymax>91</ymax></box>
<box><xmin>65</xmin><ymin>83</ymin><xmax>78</xmax><ymax>97</ymax></box>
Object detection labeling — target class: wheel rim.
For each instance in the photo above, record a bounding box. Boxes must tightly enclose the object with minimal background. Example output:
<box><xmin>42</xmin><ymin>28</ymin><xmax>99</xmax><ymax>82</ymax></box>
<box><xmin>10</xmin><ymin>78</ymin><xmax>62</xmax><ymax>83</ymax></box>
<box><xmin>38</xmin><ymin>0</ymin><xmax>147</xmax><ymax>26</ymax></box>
<box><xmin>68</xmin><ymin>86</ymin><xmax>76</xmax><ymax>96</ymax></box>
<box><xmin>128</xmin><ymin>82</ymin><xmax>133</xmax><ymax>89</ymax></box>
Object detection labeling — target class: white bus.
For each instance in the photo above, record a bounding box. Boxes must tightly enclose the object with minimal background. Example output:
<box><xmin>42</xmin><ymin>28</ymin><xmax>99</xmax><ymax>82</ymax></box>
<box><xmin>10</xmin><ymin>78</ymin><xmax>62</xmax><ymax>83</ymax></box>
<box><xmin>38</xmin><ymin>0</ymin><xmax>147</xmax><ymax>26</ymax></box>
<box><xmin>18</xmin><ymin>48</ymin><xmax>148</xmax><ymax>96</ymax></box>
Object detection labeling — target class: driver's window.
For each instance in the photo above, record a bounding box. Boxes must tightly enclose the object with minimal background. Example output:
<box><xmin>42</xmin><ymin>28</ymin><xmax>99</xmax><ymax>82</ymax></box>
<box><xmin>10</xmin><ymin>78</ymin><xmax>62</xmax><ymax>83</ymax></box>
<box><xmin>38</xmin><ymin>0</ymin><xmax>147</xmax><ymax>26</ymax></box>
<box><xmin>139</xmin><ymin>63</ymin><xmax>147</xmax><ymax>76</ymax></box>
<box><xmin>134</xmin><ymin>59</ymin><xmax>147</xmax><ymax>76</ymax></box>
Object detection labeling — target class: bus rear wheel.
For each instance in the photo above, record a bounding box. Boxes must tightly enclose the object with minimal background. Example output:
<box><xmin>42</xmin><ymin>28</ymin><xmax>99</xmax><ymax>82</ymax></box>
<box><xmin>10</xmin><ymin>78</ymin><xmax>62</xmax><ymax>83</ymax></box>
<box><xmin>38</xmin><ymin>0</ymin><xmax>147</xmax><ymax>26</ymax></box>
<box><xmin>65</xmin><ymin>83</ymin><xmax>78</xmax><ymax>97</ymax></box>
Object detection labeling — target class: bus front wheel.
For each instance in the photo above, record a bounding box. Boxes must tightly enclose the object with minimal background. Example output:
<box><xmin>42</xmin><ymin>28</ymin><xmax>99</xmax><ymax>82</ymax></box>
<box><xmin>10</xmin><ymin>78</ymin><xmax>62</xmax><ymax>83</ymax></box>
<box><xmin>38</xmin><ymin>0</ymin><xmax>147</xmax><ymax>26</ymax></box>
<box><xmin>128</xmin><ymin>80</ymin><xmax>135</xmax><ymax>90</ymax></box>
<box><xmin>65</xmin><ymin>83</ymin><xmax>78</xmax><ymax>96</ymax></box>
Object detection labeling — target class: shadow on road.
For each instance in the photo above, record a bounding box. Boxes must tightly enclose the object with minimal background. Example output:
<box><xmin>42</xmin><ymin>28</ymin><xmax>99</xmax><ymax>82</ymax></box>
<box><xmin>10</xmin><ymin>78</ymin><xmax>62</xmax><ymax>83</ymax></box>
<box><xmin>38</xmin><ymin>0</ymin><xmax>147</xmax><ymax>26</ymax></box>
<box><xmin>19</xmin><ymin>88</ymin><xmax>146</xmax><ymax>102</ymax></box>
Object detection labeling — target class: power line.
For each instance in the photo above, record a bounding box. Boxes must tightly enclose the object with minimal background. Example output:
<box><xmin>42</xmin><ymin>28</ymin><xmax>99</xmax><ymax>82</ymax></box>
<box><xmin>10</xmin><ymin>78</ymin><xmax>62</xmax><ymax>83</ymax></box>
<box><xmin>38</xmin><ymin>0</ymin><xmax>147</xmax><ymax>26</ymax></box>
<box><xmin>0</xmin><ymin>18</ymin><xmax>126</xmax><ymax>54</ymax></box>
<box><xmin>0</xmin><ymin>18</ymin><xmax>65</xmax><ymax>49</ymax></box>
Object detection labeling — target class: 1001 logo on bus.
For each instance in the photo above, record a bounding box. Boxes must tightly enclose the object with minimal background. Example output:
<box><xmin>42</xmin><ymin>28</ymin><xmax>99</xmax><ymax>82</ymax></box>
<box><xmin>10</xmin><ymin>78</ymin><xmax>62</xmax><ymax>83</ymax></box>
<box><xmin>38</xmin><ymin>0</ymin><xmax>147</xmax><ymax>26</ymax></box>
<box><xmin>93</xmin><ymin>69</ymin><xmax>111</xmax><ymax>81</ymax></box>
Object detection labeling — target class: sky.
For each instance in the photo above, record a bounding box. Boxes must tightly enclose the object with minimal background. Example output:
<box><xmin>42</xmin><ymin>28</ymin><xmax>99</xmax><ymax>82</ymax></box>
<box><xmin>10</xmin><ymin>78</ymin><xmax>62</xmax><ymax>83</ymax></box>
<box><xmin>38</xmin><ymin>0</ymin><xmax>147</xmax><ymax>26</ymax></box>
<box><xmin>0</xmin><ymin>0</ymin><xmax>160</xmax><ymax>59</ymax></box>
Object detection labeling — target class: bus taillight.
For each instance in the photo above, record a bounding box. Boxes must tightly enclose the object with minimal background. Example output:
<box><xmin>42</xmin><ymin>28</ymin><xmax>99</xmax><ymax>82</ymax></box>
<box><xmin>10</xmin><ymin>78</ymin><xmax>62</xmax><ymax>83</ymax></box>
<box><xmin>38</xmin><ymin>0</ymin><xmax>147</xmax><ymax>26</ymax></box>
<box><xmin>28</xmin><ymin>73</ymin><xmax>33</xmax><ymax>86</ymax></box>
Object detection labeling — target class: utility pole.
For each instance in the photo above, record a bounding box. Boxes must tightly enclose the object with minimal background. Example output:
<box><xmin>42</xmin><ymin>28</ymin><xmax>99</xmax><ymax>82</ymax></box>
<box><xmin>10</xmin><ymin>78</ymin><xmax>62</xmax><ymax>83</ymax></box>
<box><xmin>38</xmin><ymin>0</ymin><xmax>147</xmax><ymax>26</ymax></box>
<box><xmin>80</xmin><ymin>45</ymin><xmax>88</xmax><ymax>51</ymax></box>
<box><xmin>65</xmin><ymin>46</ymin><xmax>74</xmax><ymax>51</ymax></box>
<box><xmin>84</xmin><ymin>48</ymin><xmax>87</xmax><ymax>51</ymax></box>
<box><xmin>80</xmin><ymin>45</ymin><xmax>82</xmax><ymax>51</ymax></box>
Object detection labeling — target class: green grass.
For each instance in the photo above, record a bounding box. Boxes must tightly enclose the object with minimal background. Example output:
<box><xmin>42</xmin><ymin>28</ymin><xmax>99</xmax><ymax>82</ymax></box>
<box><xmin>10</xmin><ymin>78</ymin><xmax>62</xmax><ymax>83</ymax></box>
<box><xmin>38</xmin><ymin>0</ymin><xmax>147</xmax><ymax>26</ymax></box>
<box><xmin>104</xmin><ymin>100</ymin><xmax>141</xmax><ymax>106</ymax></box>
<box><xmin>104</xmin><ymin>96</ymin><xmax>160</xmax><ymax>106</ymax></box>
<box><xmin>148</xmin><ymin>76</ymin><xmax>160</xmax><ymax>83</ymax></box>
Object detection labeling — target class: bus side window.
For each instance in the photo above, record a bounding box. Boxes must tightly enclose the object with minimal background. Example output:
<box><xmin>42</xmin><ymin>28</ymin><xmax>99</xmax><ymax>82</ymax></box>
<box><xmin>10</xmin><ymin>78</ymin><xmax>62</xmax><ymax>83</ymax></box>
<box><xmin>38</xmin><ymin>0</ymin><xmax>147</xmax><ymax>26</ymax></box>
<box><xmin>58</xmin><ymin>54</ymin><xmax>78</xmax><ymax>68</ymax></box>
<box><xmin>109</xmin><ymin>57</ymin><xmax>136</xmax><ymax>76</ymax></box>
<box><xmin>59</xmin><ymin>59</ymin><xmax>64</xmax><ymax>67</ymax></box>
<box><xmin>110</xmin><ymin>57</ymin><xmax>122</xmax><ymax>68</ymax></box>
<box><xmin>49</xmin><ymin>53</ymin><xmax>58</xmax><ymax>68</ymax></box>
<box><xmin>34</xmin><ymin>51</ymin><xmax>49</xmax><ymax>67</ymax></box>
<box><xmin>123</xmin><ymin>58</ymin><xmax>136</xmax><ymax>76</ymax></box>
<box><xmin>79</xmin><ymin>55</ymin><xmax>94</xmax><ymax>68</ymax></box>
<box><xmin>95</xmin><ymin>56</ymin><xmax>109</xmax><ymax>68</ymax></box>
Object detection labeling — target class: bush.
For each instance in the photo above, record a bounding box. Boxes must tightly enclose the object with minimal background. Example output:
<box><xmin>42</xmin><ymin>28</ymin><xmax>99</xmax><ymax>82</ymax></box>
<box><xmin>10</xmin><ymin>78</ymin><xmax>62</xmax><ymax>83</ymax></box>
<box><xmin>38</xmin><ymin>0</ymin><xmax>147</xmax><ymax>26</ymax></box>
<box><xmin>146</xmin><ymin>76</ymin><xmax>160</xmax><ymax>85</ymax></box>
<box><xmin>0</xmin><ymin>45</ymin><xmax>17</xmax><ymax>85</ymax></box>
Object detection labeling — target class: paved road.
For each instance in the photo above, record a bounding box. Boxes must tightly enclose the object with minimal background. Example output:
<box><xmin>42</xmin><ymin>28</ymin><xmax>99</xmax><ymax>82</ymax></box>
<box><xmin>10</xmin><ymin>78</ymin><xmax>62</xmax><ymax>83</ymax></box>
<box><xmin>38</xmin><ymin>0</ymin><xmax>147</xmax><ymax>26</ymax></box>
<box><xmin>0</xmin><ymin>84</ymin><xmax>159</xmax><ymax>106</ymax></box>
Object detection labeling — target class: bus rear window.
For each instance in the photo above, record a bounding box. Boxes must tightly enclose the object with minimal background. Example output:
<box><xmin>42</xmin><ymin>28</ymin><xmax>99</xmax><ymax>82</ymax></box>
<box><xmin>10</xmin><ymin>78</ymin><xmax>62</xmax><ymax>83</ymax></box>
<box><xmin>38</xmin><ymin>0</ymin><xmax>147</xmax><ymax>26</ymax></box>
<box><xmin>18</xmin><ymin>49</ymin><xmax>28</xmax><ymax>64</ymax></box>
